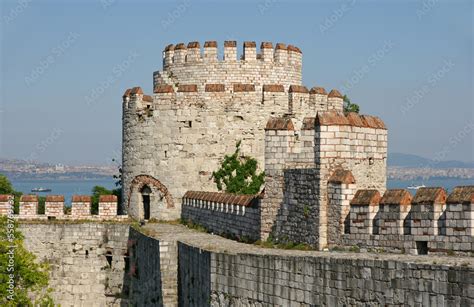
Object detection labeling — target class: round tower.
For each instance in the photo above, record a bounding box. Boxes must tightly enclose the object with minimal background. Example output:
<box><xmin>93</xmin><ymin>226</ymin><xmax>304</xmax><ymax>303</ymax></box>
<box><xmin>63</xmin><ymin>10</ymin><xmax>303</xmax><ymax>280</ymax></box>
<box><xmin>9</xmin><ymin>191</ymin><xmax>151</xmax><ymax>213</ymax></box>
<box><xmin>122</xmin><ymin>40</ymin><xmax>332</xmax><ymax>221</ymax></box>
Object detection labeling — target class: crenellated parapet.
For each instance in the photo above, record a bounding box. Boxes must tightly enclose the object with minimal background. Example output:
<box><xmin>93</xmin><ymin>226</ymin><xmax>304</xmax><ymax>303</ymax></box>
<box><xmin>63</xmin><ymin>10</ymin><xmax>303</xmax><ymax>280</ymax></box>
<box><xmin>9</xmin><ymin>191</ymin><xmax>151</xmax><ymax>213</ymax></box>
<box><xmin>181</xmin><ymin>191</ymin><xmax>261</xmax><ymax>241</ymax></box>
<box><xmin>155</xmin><ymin>41</ymin><xmax>303</xmax><ymax>92</ymax></box>
<box><xmin>124</xmin><ymin>84</ymin><xmax>345</xmax><ymax>116</ymax></box>
<box><xmin>340</xmin><ymin>186</ymin><xmax>474</xmax><ymax>255</ymax></box>
<box><xmin>0</xmin><ymin>194</ymin><xmax>127</xmax><ymax>221</ymax></box>
<box><xmin>162</xmin><ymin>41</ymin><xmax>302</xmax><ymax>66</ymax></box>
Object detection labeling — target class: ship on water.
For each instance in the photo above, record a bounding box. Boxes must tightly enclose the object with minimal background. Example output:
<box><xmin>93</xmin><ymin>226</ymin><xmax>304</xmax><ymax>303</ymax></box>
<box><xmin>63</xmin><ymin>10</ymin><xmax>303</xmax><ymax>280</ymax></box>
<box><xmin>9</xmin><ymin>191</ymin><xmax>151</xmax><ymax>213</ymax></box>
<box><xmin>407</xmin><ymin>184</ymin><xmax>426</xmax><ymax>190</ymax></box>
<box><xmin>31</xmin><ymin>187</ymin><xmax>52</xmax><ymax>192</ymax></box>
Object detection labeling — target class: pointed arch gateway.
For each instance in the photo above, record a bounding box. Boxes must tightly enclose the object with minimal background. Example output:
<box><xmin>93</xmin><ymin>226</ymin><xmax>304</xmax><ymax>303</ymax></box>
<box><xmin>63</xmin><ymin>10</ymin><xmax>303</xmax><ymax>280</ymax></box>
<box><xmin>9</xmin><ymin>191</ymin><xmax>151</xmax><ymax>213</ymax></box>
<box><xmin>127</xmin><ymin>175</ymin><xmax>174</xmax><ymax>219</ymax></box>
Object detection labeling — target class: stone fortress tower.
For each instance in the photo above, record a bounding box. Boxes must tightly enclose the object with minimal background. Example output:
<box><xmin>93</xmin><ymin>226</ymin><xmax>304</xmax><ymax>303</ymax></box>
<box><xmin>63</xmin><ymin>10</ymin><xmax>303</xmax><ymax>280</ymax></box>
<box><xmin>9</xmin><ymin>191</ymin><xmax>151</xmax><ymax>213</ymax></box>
<box><xmin>121</xmin><ymin>40</ymin><xmax>387</xmax><ymax>223</ymax></box>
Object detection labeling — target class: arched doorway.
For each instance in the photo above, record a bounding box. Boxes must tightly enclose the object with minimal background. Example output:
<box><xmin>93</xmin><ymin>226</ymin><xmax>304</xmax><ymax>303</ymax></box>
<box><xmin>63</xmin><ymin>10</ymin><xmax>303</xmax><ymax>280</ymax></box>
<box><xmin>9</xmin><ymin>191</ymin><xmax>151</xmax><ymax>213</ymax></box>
<box><xmin>127</xmin><ymin>174</ymin><xmax>175</xmax><ymax>220</ymax></box>
<box><xmin>141</xmin><ymin>185</ymin><xmax>152</xmax><ymax>220</ymax></box>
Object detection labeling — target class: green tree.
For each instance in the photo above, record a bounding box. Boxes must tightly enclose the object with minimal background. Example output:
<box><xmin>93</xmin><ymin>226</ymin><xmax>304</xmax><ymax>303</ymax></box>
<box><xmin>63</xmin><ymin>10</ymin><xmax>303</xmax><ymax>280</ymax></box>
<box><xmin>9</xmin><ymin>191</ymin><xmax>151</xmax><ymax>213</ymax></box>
<box><xmin>343</xmin><ymin>95</ymin><xmax>360</xmax><ymax>113</ymax></box>
<box><xmin>90</xmin><ymin>185</ymin><xmax>122</xmax><ymax>214</ymax></box>
<box><xmin>91</xmin><ymin>186</ymin><xmax>113</xmax><ymax>215</ymax></box>
<box><xmin>38</xmin><ymin>196</ymin><xmax>46</xmax><ymax>215</ymax></box>
<box><xmin>212</xmin><ymin>141</ymin><xmax>265</xmax><ymax>195</ymax></box>
<box><xmin>0</xmin><ymin>174</ymin><xmax>14</xmax><ymax>194</ymax></box>
<box><xmin>0</xmin><ymin>216</ymin><xmax>54</xmax><ymax>306</ymax></box>
<box><xmin>0</xmin><ymin>174</ymin><xmax>22</xmax><ymax>214</ymax></box>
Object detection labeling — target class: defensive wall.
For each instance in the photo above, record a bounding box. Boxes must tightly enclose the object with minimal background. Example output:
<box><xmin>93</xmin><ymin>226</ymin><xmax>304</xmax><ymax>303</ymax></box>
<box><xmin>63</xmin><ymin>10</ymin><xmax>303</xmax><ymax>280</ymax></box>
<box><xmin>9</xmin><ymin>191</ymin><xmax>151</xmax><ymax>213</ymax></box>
<box><xmin>19</xmin><ymin>222</ymin><xmax>130</xmax><ymax>307</ymax></box>
<box><xmin>132</xmin><ymin>223</ymin><xmax>474</xmax><ymax>306</ymax></box>
<box><xmin>4</xmin><ymin>204</ymin><xmax>473</xmax><ymax>306</ymax></box>
<box><xmin>181</xmin><ymin>185</ymin><xmax>474</xmax><ymax>256</ymax></box>
<box><xmin>0</xmin><ymin>194</ymin><xmax>125</xmax><ymax>220</ymax></box>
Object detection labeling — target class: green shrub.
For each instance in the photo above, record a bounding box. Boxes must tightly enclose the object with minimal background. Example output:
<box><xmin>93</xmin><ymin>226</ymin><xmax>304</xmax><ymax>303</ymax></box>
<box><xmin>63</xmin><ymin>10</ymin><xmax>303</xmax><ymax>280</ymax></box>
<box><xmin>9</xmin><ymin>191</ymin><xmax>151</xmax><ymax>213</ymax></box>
<box><xmin>212</xmin><ymin>141</ymin><xmax>264</xmax><ymax>195</ymax></box>
<box><xmin>0</xmin><ymin>216</ymin><xmax>54</xmax><ymax>306</ymax></box>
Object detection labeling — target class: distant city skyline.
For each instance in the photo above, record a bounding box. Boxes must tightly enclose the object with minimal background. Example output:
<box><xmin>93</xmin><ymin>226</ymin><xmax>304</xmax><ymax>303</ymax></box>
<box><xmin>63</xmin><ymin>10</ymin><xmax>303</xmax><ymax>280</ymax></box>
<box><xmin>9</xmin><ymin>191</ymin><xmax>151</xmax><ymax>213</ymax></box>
<box><xmin>0</xmin><ymin>0</ymin><xmax>473</xmax><ymax>164</ymax></box>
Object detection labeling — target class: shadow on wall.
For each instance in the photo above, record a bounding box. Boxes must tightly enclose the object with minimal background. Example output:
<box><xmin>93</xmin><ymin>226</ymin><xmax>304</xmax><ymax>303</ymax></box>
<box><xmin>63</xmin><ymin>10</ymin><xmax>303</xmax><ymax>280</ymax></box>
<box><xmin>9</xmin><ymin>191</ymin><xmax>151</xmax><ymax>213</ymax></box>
<box><xmin>177</xmin><ymin>242</ymin><xmax>211</xmax><ymax>306</ymax></box>
<box><xmin>125</xmin><ymin>227</ymin><xmax>164</xmax><ymax>306</ymax></box>
<box><xmin>271</xmin><ymin>168</ymin><xmax>320</xmax><ymax>247</ymax></box>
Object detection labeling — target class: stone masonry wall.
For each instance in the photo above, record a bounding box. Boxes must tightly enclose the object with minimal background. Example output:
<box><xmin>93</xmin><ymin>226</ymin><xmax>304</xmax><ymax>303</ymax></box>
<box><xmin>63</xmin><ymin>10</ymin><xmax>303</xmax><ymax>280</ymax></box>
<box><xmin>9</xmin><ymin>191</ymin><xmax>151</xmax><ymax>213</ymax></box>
<box><xmin>177</xmin><ymin>243</ymin><xmax>211</xmax><ymax>307</ymax></box>
<box><xmin>314</xmin><ymin>112</ymin><xmax>387</xmax><ymax>249</ymax></box>
<box><xmin>105</xmin><ymin>223</ymin><xmax>474</xmax><ymax>306</ymax></box>
<box><xmin>181</xmin><ymin>191</ymin><xmax>261</xmax><ymax>242</ymax></box>
<box><xmin>127</xmin><ymin>228</ymin><xmax>164</xmax><ymax>306</ymax></box>
<box><xmin>176</xmin><ymin>239</ymin><xmax>474</xmax><ymax>306</ymax></box>
<box><xmin>20</xmin><ymin>222</ymin><xmax>130</xmax><ymax>307</ymax></box>
<box><xmin>341</xmin><ymin>187</ymin><xmax>474</xmax><ymax>255</ymax></box>
<box><xmin>261</xmin><ymin>119</ymin><xmax>318</xmax><ymax>246</ymax></box>
<box><xmin>273</xmin><ymin>168</ymin><xmax>320</xmax><ymax>246</ymax></box>
<box><xmin>261</xmin><ymin>112</ymin><xmax>387</xmax><ymax>249</ymax></box>
<box><xmin>127</xmin><ymin>227</ymin><xmax>179</xmax><ymax>307</ymax></box>
<box><xmin>327</xmin><ymin>180</ymin><xmax>356</xmax><ymax>246</ymax></box>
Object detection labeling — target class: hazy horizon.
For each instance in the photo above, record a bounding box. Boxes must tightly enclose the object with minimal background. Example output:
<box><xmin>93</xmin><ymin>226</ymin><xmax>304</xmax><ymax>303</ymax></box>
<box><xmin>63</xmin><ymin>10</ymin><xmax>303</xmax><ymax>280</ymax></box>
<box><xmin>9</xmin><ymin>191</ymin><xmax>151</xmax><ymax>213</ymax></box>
<box><xmin>1</xmin><ymin>0</ymin><xmax>473</xmax><ymax>165</ymax></box>
<box><xmin>1</xmin><ymin>151</ymin><xmax>473</xmax><ymax>167</ymax></box>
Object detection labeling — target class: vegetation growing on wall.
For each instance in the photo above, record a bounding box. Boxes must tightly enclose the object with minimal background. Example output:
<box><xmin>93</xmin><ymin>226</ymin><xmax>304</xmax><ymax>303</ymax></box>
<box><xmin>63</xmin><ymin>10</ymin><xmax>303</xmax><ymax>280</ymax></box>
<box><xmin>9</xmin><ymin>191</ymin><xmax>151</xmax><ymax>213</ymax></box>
<box><xmin>0</xmin><ymin>216</ymin><xmax>54</xmax><ymax>306</ymax></box>
<box><xmin>343</xmin><ymin>95</ymin><xmax>360</xmax><ymax>113</ymax></box>
<box><xmin>212</xmin><ymin>141</ymin><xmax>265</xmax><ymax>195</ymax></box>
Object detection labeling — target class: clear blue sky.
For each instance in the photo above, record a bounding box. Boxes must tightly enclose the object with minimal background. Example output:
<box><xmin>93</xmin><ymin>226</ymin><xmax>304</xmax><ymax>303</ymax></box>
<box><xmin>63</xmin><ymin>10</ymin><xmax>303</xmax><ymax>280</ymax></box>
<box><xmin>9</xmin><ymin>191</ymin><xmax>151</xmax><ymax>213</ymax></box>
<box><xmin>0</xmin><ymin>0</ymin><xmax>472</xmax><ymax>165</ymax></box>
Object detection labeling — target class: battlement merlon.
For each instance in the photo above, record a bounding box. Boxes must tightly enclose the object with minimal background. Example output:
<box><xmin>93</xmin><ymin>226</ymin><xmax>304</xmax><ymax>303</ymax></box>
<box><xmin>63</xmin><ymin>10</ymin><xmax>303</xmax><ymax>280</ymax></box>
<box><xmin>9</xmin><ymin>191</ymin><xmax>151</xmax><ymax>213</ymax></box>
<box><xmin>122</xmin><ymin>84</ymin><xmax>345</xmax><ymax>115</ymax></box>
<box><xmin>155</xmin><ymin>41</ymin><xmax>303</xmax><ymax>91</ymax></box>
<box><xmin>122</xmin><ymin>86</ymin><xmax>153</xmax><ymax>109</ymax></box>
<box><xmin>0</xmin><ymin>194</ymin><xmax>125</xmax><ymax>220</ymax></box>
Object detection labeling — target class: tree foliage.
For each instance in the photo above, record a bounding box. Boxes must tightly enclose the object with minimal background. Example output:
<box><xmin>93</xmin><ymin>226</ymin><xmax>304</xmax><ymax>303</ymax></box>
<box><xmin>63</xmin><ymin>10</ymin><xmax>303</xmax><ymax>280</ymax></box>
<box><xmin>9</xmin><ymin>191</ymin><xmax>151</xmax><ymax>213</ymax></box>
<box><xmin>0</xmin><ymin>174</ymin><xmax>22</xmax><ymax>214</ymax></box>
<box><xmin>343</xmin><ymin>95</ymin><xmax>360</xmax><ymax>113</ymax></box>
<box><xmin>38</xmin><ymin>196</ymin><xmax>46</xmax><ymax>215</ymax></box>
<box><xmin>212</xmin><ymin>141</ymin><xmax>265</xmax><ymax>195</ymax></box>
<box><xmin>0</xmin><ymin>216</ymin><xmax>54</xmax><ymax>306</ymax></box>
<box><xmin>0</xmin><ymin>174</ymin><xmax>15</xmax><ymax>194</ymax></box>
<box><xmin>91</xmin><ymin>186</ymin><xmax>121</xmax><ymax>215</ymax></box>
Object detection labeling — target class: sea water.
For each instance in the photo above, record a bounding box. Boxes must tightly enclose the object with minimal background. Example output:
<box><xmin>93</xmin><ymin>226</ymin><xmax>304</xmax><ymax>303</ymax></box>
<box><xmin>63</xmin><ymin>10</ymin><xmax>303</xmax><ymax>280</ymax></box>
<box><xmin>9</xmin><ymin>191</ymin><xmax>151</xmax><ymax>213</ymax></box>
<box><xmin>11</xmin><ymin>179</ymin><xmax>116</xmax><ymax>205</ymax></box>
<box><xmin>10</xmin><ymin>177</ymin><xmax>474</xmax><ymax>205</ymax></box>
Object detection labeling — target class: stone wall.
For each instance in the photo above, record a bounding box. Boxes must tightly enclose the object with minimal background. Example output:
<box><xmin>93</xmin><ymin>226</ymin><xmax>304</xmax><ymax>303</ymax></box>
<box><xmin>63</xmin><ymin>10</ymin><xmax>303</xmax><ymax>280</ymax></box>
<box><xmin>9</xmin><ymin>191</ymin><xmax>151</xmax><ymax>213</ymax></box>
<box><xmin>19</xmin><ymin>222</ymin><xmax>130</xmax><ymax>306</ymax></box>
<box><xmin>127</xmin><ymin>227</ymin><xmax>179</xmax><ymax>306</ymax></box>
<box><xmin>173</xmin><ymin>235</ymin><xmax>474</xmax><ymax>306</ymax></box>
<box><xmin>261</xmin><ymin>118</ymin><xmax>318</xmax><ymax>246</ymax></box>
<box><xmin>177</xmin><ymin>243</ymin><xmax>211</xmax><ymax>307</ymax></box>
<box><xmin>0</xmin><ymin>194</ymin><xmax>13</xmax><ymax>215</ymax></box>
<box><xmin>36</xmin><ymin>222</ymin><xmax>465</xmax><ymax>306</ymax></box>
<box><xmin>261</xmin><ymin>112</ymin><xmax>387</xmax><ymax>249</ymax></box>
<box><xmin>19</xmin><ymin>194</ymin><xmax>38</xmax><ymax>217</ymax></box>
<box><xmin>327</xmin><ymin>170</ymin><xmax>356</xmax><ymax>246</ymax></box>
<box><xmin>127</xmin><ymin>228</ymin><xmax>163</xmax><ymax>306</ymax></box>
<box><xmin>342</xmin><ymin>186</ymin><xmax>474</xmax><ymax>255</ymax></box>
<box><xmin>181</xmin><ymin>191</ymin><xmax>261</xmax><ymax>241</ymax></box>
